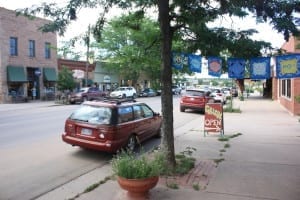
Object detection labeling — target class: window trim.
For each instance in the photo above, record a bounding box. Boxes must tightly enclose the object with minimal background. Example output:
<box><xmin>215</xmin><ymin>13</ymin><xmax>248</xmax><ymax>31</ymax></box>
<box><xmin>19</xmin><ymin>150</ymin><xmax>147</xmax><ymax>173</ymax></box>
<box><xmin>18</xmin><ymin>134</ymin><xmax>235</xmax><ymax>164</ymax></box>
<box><xmin>45</xmin><ymin>42</ymin><xmax>51</xmax><ymax>59</ymax></box>
<box><xmin>281</xmin><ymin>79</ymin><xmax>291</xmax><ymax>99</ymax></box>
<box><xmin>10</xmin><ymin>37</ymin><xmax>18</xmax><ymax>56</ymax></box>
<box><xmin>29</xmin><ymin>40</ymin><xmax>35</xmax><ymax>57</ymax></box>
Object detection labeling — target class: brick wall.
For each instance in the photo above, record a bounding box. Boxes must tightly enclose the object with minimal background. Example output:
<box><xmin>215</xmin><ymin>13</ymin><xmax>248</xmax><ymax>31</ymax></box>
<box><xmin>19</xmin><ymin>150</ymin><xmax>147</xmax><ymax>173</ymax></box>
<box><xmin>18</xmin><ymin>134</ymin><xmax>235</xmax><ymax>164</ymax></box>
<box><xmin>0</xmin><ymin>7</ymin><xmax>57</xmax><ymax>103</ymax></box>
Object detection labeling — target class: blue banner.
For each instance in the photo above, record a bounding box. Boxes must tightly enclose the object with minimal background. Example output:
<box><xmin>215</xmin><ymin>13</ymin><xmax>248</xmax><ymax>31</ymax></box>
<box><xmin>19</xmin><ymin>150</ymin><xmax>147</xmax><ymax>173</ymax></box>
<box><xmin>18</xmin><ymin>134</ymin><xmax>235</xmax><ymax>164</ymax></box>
<box><xmin>208</xmin><ymin>57</ymin><xmax>222</xmax><ymax>77</ymax></box>
<box><xmin>227</xmin><ymin>58</ymin><xmax>245</xmax><ymax>79</ymax></box>
<box><xmin>276</xmin><ymin>54</ymin><xmax>300</xmax><ymax>79</ymax></box>
<box><xmin>171</xmin><ymin>52</ymin><xmax>185</xmax><ymax>70</ymax></box>
<box><xmin>250</xmin><ymin>57</ymin><xmax>271</xmax><ymax>79</ymax></box>
<box><xmin>188</xmin><ymin>54</ymin><xmax>201</xmax><ymax>73</ymax></box>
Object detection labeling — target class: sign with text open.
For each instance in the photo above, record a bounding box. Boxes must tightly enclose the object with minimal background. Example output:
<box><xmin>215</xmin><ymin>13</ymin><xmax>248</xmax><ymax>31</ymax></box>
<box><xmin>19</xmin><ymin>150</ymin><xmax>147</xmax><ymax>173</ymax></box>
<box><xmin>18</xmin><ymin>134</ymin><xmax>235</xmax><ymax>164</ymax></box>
<box><xmin>204</xmin><ymin>103</ymin><xmax>224</xmax><ymax>136</ymax></box>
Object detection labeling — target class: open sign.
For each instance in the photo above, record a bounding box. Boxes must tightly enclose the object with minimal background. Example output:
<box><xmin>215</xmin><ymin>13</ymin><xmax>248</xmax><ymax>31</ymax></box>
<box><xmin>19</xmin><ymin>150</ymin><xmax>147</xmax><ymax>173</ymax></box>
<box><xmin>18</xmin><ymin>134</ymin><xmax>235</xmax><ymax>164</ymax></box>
<box><xmin>204</xmin><ymin>103</ymin><xmax>224</xmax><ymax>136</ymax></box>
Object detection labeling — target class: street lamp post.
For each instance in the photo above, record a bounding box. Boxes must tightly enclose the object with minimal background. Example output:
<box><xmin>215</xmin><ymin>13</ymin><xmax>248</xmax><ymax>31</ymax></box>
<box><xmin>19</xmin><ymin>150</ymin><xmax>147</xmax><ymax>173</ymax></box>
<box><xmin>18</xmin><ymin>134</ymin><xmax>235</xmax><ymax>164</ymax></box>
<box><xmin>85</xmin><ymin>25</ymin><xmax>91</xmax><ymax>87</ymax></box>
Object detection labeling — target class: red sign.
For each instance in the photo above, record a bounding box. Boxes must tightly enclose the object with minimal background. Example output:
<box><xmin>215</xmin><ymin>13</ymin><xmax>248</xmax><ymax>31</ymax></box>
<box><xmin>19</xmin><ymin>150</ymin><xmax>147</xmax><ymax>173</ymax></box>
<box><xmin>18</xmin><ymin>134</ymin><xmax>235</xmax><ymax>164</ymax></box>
<box><xmin>204</xmin><ymin>103</ymin><xmax>224</xmax><ymax>135</ymax></box>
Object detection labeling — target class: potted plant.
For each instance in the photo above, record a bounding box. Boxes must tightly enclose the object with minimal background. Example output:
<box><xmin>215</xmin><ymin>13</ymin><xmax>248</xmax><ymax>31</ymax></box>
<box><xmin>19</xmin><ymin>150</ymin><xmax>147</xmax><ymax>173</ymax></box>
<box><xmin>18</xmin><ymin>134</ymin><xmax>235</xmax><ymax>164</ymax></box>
<box><xmin>111</xmin><ymin>150</ymin><xmax>162</xmax><ymax>197</ymax></box>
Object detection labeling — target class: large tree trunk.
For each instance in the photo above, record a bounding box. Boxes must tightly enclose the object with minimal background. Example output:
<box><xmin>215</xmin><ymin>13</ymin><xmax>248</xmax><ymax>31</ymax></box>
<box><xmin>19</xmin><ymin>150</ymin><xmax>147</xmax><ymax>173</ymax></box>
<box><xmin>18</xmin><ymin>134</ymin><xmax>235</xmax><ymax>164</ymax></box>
<box><xmin>158</xmin><ymin>0</ymin><xmax>176</xmax><ymax>169</ymax></box>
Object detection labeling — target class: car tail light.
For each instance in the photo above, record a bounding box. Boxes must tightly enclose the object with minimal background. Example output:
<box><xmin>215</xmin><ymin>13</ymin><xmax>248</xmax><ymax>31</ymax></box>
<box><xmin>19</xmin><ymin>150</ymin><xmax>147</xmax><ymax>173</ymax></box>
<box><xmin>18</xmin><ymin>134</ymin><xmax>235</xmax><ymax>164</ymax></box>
<box><xmin>65</xmin><ymin>123</ymin><xmax>75</xmax><ymax>135</ymax></box>
<box><xmin>217</xmin><ymin>93</ymin><xmax>222</xmax><ymax>96</ymax></box>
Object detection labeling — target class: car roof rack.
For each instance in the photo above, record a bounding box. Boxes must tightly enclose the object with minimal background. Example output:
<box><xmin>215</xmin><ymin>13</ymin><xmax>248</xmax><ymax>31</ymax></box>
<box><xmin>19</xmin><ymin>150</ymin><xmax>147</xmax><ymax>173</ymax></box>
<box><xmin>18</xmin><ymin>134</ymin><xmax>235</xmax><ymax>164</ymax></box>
<box><xmin>101</xmin><ymin>97</ymin><xmax>137</xmax><ymax>105</ymax></box>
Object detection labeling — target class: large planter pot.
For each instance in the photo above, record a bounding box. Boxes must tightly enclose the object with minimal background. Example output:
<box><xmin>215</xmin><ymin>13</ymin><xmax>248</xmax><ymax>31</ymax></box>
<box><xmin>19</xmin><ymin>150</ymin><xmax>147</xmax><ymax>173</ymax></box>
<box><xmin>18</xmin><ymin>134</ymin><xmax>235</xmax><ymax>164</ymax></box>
<box><xmin>117</xmin><ymin>176</ymin><xmax>159</xmax><ymax>197</ymax></box>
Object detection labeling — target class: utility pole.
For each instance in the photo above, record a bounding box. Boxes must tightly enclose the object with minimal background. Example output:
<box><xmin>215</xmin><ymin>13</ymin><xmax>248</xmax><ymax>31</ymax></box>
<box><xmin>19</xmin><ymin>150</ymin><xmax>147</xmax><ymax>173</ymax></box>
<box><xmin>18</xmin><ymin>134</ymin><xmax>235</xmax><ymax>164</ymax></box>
<box><xmin>85</xmin><ymin>25</ymin><xmax>90</xmax><ymax>87</ymax></box>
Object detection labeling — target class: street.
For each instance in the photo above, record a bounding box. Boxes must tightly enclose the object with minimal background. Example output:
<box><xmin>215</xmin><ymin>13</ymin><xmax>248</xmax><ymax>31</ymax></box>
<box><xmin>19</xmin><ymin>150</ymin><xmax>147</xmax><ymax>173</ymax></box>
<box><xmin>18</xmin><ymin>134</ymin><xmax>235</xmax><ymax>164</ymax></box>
<box><xmin>0</xmin><ymin>95</ymin><xmax>203</xmax><ymax>200</ymax></box>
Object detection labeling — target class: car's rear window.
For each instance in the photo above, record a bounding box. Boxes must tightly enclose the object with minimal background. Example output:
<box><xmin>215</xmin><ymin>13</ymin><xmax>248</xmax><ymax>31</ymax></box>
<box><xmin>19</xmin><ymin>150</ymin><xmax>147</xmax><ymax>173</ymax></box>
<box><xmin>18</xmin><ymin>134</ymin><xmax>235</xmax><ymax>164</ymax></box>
<box><xmin>185</xmin><ymin>90</ymin><xmax>205</xmax><ymax>97</ymax></box>
<box><xmin>70</xmin><ymin>105</ymin><xmax>112</xmax><ymax>125</ymax></box>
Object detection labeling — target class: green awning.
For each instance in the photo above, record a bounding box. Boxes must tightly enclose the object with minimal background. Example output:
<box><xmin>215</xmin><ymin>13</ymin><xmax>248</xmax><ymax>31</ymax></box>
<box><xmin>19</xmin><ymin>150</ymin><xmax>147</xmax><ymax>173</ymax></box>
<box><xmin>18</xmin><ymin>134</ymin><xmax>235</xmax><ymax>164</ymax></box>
<box><xmin>43</xmin><ymin>67</ymin><xmax>57</xmax><ymax>81</ymax></box>
<box><xmin>7</xmin><ymin>66</ymin><xmax>27</xmax><ymax>82</ymax></box>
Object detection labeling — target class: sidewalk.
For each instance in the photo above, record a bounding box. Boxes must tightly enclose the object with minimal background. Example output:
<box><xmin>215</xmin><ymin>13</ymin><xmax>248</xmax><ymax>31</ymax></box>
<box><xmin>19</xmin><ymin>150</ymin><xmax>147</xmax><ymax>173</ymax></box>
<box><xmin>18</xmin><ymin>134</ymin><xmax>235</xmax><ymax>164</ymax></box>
<box><xmin>36</xmin><ymin>96</ymin><xmax>300</xmax><ymax>200</ymax></box>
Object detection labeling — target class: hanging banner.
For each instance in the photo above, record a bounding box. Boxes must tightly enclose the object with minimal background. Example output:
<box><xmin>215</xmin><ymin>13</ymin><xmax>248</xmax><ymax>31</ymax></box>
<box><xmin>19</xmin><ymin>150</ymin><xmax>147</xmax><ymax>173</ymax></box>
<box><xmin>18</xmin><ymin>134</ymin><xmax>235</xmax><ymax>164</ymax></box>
<box><xmin>227</xmin><ymin>58</ymin><xmax>246</xmax><ymax>79</ymax></box>
<box><xmin>171</xmin><ymin>52</ymin><xmax>185</xmax><ymax>70</ymax></box>
<box><xmin>188</xmin><ymin>54</ymin><xmax>201</xmax><ymax>73</ymax></box>
<box><xmin>276</xmin><ymin>54</ymin><xmax>300</xmax><ymax>79</ymax></box>
<box><xmin>250</xmin><ymin>57</ymin><xmax>271</xmax><ymax>79</ymax></box>
<box><xmin>208</xmin><ymin>57</ymin><xmax>222</xmax><ymax>77</ymax></box>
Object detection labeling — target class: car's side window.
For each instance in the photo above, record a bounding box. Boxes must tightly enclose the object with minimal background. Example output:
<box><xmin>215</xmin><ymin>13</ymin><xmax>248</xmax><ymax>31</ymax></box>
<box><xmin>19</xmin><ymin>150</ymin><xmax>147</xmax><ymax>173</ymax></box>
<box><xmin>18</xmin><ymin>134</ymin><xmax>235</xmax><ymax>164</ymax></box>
<box><xmin>118</xmin><ymin>106</ymin><xmax>134</xmax><ymax>123</ymax></box>
<box><xmin>141</xmin><ymin>105</ymin><xmax>153</xmax><ymax>118</ymax></box>
<box><xmin>133</xmin><ymin>105</ymin><xmax>144</xmax><ymax>119</ymax></box>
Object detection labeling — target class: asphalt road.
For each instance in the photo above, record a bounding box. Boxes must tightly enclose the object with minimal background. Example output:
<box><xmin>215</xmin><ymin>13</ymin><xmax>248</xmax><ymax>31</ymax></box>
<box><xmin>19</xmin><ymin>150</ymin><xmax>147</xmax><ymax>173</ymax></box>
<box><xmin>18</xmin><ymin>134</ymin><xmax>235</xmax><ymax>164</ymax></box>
<box><xmin>0</xmin><ymin>95</ymin><xmax>202</xmax><ymax>200</ymax></box>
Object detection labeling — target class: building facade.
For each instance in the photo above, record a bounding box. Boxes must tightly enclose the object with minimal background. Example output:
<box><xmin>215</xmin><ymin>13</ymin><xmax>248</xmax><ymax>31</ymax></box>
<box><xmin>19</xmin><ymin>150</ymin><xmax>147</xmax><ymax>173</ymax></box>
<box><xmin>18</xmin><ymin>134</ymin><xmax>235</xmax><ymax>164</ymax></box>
<box><xmin>273</xmin><ymin>36</ymin><xmax>300</xmax><ymax>115</ymax></box>
<box><xmin>0</xmin><ymin>7</ymin><xmax>57</xmax><ymax>103</ymax></box>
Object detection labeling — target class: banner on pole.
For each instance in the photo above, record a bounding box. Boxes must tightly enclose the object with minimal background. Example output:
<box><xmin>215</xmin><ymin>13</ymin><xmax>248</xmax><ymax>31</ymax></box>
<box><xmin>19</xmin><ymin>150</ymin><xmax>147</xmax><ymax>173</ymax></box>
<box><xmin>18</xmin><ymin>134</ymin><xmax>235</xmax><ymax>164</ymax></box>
<box><xmin>188</xmin><ymin>54</ymin><xmax>201</xmax><ymax>73</ymax></box>
<box><xmin>208</xmin><ymin>57</ymin><xmax>222</xmax><ymax>77</ymax></box>
<box><xmin>250</xmin><ymin>57</ymin><xmax>271</xmax><ymax>79</ymax></box>
<box><xmin>228</xmin><ymin>58</ymin><xmax>245</xmax><ymax>79</ymax></box>
<box><xmin>276</xmin><ymin>54</ymin><xmax>300</xmax><ymax>79</ymax></box>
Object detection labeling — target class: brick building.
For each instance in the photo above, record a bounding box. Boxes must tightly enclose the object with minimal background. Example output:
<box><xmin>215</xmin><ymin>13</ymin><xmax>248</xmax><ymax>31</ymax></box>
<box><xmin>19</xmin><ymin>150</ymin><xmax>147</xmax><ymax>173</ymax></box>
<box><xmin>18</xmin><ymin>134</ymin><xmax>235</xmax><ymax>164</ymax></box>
<box><xmin>273</xmin><ymin>36</ymin><xmax>300</xmax><ymax>115</ymax></box>
<box><xmin>0</xmin><ymin>7</ymin><xmax>57</xmax><ymax>103</ymax></box>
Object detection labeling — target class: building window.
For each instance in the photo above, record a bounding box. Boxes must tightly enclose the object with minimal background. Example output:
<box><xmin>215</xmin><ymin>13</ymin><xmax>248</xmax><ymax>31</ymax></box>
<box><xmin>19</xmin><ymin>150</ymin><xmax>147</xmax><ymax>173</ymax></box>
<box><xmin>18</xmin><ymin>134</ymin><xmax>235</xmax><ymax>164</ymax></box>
<box><xmin>281</xmin><ymin>79</ymin><xmax>291</xmax><ymax>99</ymax></box>
<box><xmin>29</xmin><ymin>40</ymin><xmax>35</xmax><ymax>57</ymax></box>
<box><xmin>45</xmin><ymin>42</ymin><xmax>51</xmax><ymax>59</ymax></box>
<box><xmin>10</xmin><ymin>37</ymin><xmax>18</xmax><ymax>56</ymax></box>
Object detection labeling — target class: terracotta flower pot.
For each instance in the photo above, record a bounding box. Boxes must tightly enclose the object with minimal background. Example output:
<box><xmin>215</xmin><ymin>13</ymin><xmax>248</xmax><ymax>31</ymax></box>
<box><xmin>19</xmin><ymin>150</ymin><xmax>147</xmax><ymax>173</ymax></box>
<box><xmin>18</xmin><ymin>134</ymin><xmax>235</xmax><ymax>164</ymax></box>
<box><xmin>117</xmin><ymin>176</ymin><xmax>159</xmax><ymax>197</ymax></box>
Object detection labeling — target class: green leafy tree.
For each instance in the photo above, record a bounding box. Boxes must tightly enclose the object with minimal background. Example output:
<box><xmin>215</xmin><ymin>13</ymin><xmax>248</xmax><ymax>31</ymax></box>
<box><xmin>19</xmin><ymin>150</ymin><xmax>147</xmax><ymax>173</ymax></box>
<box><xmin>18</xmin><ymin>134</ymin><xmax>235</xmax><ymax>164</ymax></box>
<box><xmin>96</xmin><ymin>13</ymin><xmax>161</xmax><ymax>86</ymax></box>
<box><xmin>57</xmin><ymin>66</ymin><xmax>76</xmax><ymax>91</ymax></box>
<box><xmin>19</xmin><ymin>0</ymin><xmax>300</xmax><ymax>170</ymax></box>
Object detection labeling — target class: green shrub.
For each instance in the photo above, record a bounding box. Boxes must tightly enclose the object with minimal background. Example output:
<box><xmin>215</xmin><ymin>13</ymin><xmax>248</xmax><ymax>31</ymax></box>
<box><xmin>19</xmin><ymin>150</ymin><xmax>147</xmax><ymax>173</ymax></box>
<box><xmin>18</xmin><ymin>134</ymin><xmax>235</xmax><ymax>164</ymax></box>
<box><xmin>111</xmin><ymin>150</ymin><xmax>161</xmax><ymax>179</ymax></box>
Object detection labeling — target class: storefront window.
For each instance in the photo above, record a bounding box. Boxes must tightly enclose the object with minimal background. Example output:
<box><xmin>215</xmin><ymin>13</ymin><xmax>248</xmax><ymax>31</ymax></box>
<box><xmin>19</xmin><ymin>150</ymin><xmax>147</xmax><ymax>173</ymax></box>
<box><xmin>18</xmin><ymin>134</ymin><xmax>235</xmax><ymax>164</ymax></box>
<box><xmin>281</xmin><ymin>79</ymin><xmax>291</xmax><ymax>99</ymax></box>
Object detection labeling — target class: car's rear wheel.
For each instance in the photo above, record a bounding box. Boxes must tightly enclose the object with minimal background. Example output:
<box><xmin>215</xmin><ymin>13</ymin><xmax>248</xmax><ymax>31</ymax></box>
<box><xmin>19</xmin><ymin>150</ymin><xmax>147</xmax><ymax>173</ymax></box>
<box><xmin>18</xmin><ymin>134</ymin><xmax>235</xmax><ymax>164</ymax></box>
<box><xmin>126</xmin><ymin>135</ymin><xmax>137</xmax><ymax>151</ymax></box>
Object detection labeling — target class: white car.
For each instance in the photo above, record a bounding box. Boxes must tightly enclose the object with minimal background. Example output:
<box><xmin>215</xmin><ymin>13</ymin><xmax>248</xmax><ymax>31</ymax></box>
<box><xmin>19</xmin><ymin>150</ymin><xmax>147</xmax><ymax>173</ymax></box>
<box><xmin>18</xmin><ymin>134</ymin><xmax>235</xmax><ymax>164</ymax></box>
<box><xmin>110</xmin><ymin>86</ymin><xmax>137</xmax><ymax>99</ymax></box>
<box><xmin>211</xmin><ymin>89</ymin><xmax>227</xmax><ymax>104</ymax></box>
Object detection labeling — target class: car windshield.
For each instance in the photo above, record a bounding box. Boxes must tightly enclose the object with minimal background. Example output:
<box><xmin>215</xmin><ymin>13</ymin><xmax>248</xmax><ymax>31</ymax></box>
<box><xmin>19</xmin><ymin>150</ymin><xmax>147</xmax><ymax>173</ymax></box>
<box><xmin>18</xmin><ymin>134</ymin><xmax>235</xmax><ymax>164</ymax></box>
<box><xmin>115</xmin><ymin>87</ymin><xmax>125</xmax><ymax>91</ymax></box>
<box><xmin>79</xmin><ymin>88</ymin><xmax>89</xmax><ymax>93</ymax></box>
<box><xmin>185</xmin><ymin>90</ymin><xmax>205</xmax><ymax>97</ymax></box>
<box><xmin>69</xmin><ymin>105</ymin><xmax>112</xmax><ymax>125</ymax></box>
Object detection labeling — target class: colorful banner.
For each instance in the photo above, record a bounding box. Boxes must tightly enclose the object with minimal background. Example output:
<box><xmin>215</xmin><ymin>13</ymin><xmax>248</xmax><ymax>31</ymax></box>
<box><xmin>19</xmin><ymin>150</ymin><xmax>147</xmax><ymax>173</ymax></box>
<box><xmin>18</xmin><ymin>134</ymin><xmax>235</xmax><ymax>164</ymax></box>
<box><xmin>276</xmin><ymin>54</ymin><xmax>300</xmax><ymax>79</ymax></box>
<box><xmin>188</xmin><ymin>54</ymin><xmax>201</xmax><ymax>73</ymax></box>
<box><xmin>171</xmin><ymin>52</ymin><xmax>185</xmax><ymax>70</ymax></box>
<box><xmin>227</xmin><ymin>58</ymin><xmax>245</xmax><ymax>79</ymax></box>
<box><xmin>208</xmin><ymin>57</ymin><xmax>222</xmax><ymax>77</ymax></box>
<box><xmin>250</xmin><ymin>57</ymin><xmax>271</xmax><ymax>79</ymax></box>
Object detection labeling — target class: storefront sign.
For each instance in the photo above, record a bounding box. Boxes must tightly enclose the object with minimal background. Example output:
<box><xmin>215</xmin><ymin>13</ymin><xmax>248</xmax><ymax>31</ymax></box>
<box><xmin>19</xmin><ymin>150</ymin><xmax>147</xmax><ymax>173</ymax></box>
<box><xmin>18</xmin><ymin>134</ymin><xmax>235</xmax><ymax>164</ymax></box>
<box><xmin>204</xmin><ymin>103</ymin><xmax>224</xmax><ymax>136</ymax></box>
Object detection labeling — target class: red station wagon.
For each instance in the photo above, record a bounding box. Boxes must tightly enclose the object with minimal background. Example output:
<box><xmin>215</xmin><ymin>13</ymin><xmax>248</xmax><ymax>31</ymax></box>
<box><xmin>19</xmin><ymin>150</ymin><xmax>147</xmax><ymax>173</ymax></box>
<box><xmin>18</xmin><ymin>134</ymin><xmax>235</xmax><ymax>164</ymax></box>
<box><xmin>62</xmin><ymin>99</ymin><xmax>162</xmax><ymax>153</ymax></box>
<box><xmin>180</xmin><ymin>89</ymin><xmax>214</xmax><ymax>113</ymax></box>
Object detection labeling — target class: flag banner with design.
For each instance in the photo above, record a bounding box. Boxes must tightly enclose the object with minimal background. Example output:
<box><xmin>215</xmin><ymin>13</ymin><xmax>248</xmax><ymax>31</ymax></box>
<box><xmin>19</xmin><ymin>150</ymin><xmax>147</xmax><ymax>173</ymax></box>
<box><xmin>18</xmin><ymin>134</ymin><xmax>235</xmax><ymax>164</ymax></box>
<box><xmin>250</xmin><ymin>57</ymin><xmax>271</xmax><ymax>79</ymax></box>
<box><xmin>188</xmin><ymin>54</ymin><xmax>201</xmax><ymax>73</ymax></box>
<box><xmin>171</xmin><ymin>52</ymin><xmax>185</xmax><ymax>70</ymax></box>
<box><xmin>227</xmin><ymin>58</ymin><xmax>246</xmax><ymax>79</ymax></box>
<box><xmin>208</xmin><ymin>57</ymin><xmax>222</xmax><ymax>77</ymax></box>
<box><xmin>276</xmin><ymin>54</ymin><xmax>300</xmax><ymax>79</ymax></box>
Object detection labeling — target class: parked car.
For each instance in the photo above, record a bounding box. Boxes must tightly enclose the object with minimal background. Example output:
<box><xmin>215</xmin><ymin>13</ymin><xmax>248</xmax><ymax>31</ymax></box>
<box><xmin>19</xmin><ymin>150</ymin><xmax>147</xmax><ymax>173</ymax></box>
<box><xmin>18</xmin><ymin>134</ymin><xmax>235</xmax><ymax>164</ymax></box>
<box><xmin>110</xmin><ymin>86</ymin><xmax>137</xmax><ymax>99</ymax></box>
<box><xmin>210</xmin><ymin>89</ymin><xmax>227</xmax><ymax>104</ymax></box>
<box><xmin>172</xmin><ymin>85</ymin><xmax>182</xmax><ymax>95</ymax></box>
<box><xmin>62</xmin><ymin>99</ymin><xmax>162</xmax><ymax>152</ymax></box>
<box><xmin>221</xmin><ymin>87</ymin><xmax>232</xmax><ymax>99</ymax></box>
<box><xmin>180</xmin><ymin>89</ymin><xmax>214</xmax><ymax>113</ymax></box>
<box><xmin>139</xmin><ymin>88</ymin><xmax>157</xmax><ymax>97</ymax></box>
<box><xmin>69</xmin><ymin>87</ymin><xmax>107</xmax><ymax>104</ymax></box>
